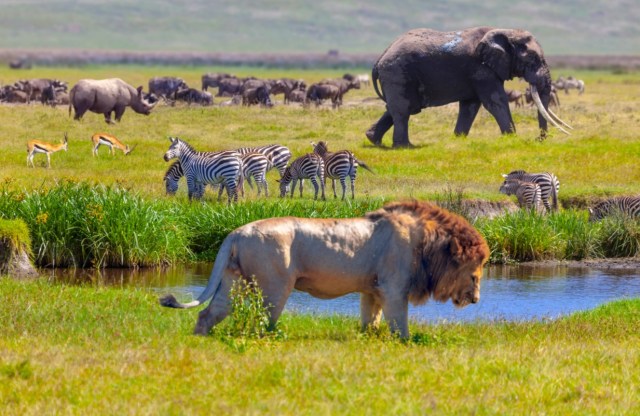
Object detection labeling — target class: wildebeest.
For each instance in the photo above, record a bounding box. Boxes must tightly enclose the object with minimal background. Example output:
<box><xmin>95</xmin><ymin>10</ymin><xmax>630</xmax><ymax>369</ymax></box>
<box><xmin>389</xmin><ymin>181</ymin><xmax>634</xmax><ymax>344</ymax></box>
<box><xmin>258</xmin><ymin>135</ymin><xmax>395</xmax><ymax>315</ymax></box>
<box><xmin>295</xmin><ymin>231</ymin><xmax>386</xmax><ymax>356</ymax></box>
<box><xmin>69</xmin><ymin>78</ymin><xmax>158</xmax><ymax>124</ymax></box>
<box><xmin>306</xmin><ymin>83</ymin><xmax>341</xmax><ymax>108</ymax></box>
<box><xmin>320</xmin><ymin>78</ymin><xmax>360</xmax><ymax>106</ymax></box>
<box><xmin>242</xmin><ymin>85</ymin><xmax>273</xmax><ymax>107</ymax></box>
<box><xmin>270</xmin><ymin>78</ymin><xmax>306</xmax><ymax>104</ymax></box>
<box><xmin>148</xmin><ymin>77</ymin><xmax>187</xmax><ymax>100</ymax></box>
<box><xmin>174</xmin><ymin>88</ymin><xmax>213</xmax><ymax>106</ymax></box>
<box><xmin>217</xmin><ymin>78</ymin><xmax>244</xmax><ymax>97</ymax></box>
<box><xmin>201</xmin><ymin>73</ymin><xmax>234</xmax><ymax>91</ymax></box>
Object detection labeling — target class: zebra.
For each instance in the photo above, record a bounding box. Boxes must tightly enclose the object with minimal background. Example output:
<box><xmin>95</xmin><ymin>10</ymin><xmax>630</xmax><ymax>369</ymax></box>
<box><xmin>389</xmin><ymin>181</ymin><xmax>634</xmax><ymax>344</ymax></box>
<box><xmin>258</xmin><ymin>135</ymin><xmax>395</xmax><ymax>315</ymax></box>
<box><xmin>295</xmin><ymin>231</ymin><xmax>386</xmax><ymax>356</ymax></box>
<box><xmin>502</xmin><ymin>170</ymin><xmax>559</xmax><ymax>212</ymax></box>
<box><xmin>311</xmin><ymin>140</ymin><xmax>373</xmax><ymax>200</ymax></box>
<box><xmin>163</xmin><ymin>137</ymin><xmax>243</xmax><ymax>203</ymax></box>
<box><xmin>588</xmin><ymin>196</ymin><xmax>640</xmax><ymax>221</ymax></box>
<box><xmin>278</xmin><ymin>153</ymin><xmax>326</xmax><ymax>200</ymax></box>
<box><xmin>217</xmin><ymin>151</ymin><xmax>272</xmax><ymax>197</ymax></box>
<box><xmin>499</xmin><ymin>179</ymin><xmax>543</xmax><ymax>212</ymax></box>
<box><xmin>163</xmin><ymin>160</ymin><xmax>184</xmax><ymax>195</ymax></box>
<box><xmin>235</xmin><ymin>144</ymin><xmax>291</xmax><ymax>177</ymax></box>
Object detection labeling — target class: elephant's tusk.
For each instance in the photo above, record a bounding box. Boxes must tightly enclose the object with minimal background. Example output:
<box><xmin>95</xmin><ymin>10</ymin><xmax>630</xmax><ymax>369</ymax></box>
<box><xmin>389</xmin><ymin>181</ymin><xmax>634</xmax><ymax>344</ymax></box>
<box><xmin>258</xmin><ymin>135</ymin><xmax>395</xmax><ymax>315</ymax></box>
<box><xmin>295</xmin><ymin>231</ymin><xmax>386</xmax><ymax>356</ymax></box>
<box><xmin>531</xmin><ymin>85</ymin><xmax>571</xmax><ymax>135</ymax></box>
<box><xmin>546</xmin><ymin>106</ymin><xmax>574</xmax><ymax>130</ymax></box>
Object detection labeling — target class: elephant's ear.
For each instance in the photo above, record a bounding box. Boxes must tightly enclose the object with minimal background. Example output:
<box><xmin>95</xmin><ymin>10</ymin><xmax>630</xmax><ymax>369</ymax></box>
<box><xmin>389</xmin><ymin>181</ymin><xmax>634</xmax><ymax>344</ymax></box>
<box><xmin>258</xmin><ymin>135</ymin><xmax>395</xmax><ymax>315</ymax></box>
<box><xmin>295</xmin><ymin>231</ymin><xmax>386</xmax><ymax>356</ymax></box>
<box><xmin>476</xmin><ymin>31</ymin><xmax>513</xmax><ymax>81</ymax></box>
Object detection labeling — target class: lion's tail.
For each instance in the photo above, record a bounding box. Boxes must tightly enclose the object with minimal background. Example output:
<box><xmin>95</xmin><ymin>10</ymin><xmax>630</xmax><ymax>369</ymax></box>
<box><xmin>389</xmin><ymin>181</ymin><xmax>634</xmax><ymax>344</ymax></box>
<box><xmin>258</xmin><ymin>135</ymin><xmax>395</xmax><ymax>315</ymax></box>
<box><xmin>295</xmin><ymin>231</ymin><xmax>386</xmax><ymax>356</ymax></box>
<box><xmin>160</xmin><ymin>234</ymin><xmax>237</xmax><ymax>309</ymax></box>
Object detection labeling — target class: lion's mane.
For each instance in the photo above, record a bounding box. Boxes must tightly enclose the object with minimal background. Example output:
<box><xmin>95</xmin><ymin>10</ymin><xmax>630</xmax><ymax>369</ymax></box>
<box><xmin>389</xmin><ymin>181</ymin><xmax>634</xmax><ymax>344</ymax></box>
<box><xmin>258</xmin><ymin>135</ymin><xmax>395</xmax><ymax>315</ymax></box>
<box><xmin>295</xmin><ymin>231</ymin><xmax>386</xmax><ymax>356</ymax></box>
<box><xmin>367</xmin><ymin>200</ymin><xmax>489</xmax><ymax>305</ymax></box>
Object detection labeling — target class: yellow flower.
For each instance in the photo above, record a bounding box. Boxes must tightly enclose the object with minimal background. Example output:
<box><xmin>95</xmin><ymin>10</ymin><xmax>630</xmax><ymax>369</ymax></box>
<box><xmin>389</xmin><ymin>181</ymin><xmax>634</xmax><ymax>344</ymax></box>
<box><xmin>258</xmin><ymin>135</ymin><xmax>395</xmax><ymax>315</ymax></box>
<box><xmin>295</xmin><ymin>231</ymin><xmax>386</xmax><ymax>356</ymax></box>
<box><xmin>36</xmin><ymin>212</ymin><xmax>48</xmax><ymax>224</ymax></box>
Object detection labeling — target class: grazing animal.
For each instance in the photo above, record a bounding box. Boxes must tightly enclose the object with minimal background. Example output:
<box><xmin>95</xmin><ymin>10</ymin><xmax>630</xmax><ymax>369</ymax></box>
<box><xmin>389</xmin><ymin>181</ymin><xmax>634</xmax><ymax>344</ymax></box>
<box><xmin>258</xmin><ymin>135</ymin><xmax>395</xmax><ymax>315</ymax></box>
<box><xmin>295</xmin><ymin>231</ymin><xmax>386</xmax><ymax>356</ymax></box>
<box><xmin>166</xmin><ymin>145</ymin><xmax>291</xmax><ymax>196</ymax></box>
<box><xmin>242</xmin><ymin>85</ymin><xmax>273</xmax><ymax>107</ymax></box>
<box><xmin>148</xmin><ymin>76</ymin><xmax>187</xmax><ymax>99</ymax></box>
<box><xmin>505</xmin><ymin>89</ymin><xmax>524</xmax><ymax>108</ymax></box>
<box><xmin>27</xmin><ymin>133</ymin><xmax>68</xmax><ymax>168</ymax></box>
<box><xmin>236</xmin><ymin>152</ymin><xmax>272</xmax><ymax>197</ymax></box>
<box><xmin>160</xmin><ymin>200</ymin><xmax>490</xmax><ymax>339</ymax></box>
<box><xmin>201</xmin><ymin>73</ymin><xmax>234</xmax><ymax>91</ymax></box>
<box><xmin>235</xmin><ymin>144</ymin><xmax>292</xmax><ymax>176</ymax></box>
<box><xmin>288</xmin><ymin>89</ymin><xmax>306</xmax><ymax>103</ymax></box>
<box><xmin>588</xmin><ymin>197</ymin><xmax>640</xmax><ymax>221</ymax></box>
<box><xmin>69</xmin><ymin>78</ymin><xmax>157</xmax><ymax>124</ymax></box>
<box><xmin>501</xmin><ymin>170</ymin><xmax>559</xmax><ymax>212</ymax></box>
<box><xmin>91</xmin><ymin>133</ymin><xmax>135</xmax><ymax>157</ymax></box>
<box><xmin>499</xmin><ymin>179</ymin><xmax>543</xmax><ymax>212</ymax></box>
<box><xmin>320</xmin><ymin>78</ymin><xmax>361</xmax><ymax>106</ymax></box>
<box><xmin>174</xmin><ymin>88</ymin><xmax>213</xmax><ymax>106</ymax></box>
<box><xmin>311</xmin><ymin>141</ymin><xmax>373</xmax><ymax>200</ymax></box>
<box><xmin>278</xmin><ymin>153</ymin><xmax>326</xmax><ymax>200</ymax></box>
<box><xmin>217</xmin><ymin>78</ymin><xmax>243</xmax><ymax>97</ymax></box>
<box><xmin>163</xmin><ymin>137</ymin><xmax>242</xmax><ymax>203</ymax></box>
<box><xmin>306</xmin><ymin>83</ymin><xmax>341</xmax><ymax>108</ymax></box>
<box><xmin>554</xmin><ymin>76</ymin><xmax>585</xmax><ymax>95</ymax></box>
<box><xmin>163</xmin><ymin>161</ymin><xmax>184</xmax><ymax>195</ymax></box>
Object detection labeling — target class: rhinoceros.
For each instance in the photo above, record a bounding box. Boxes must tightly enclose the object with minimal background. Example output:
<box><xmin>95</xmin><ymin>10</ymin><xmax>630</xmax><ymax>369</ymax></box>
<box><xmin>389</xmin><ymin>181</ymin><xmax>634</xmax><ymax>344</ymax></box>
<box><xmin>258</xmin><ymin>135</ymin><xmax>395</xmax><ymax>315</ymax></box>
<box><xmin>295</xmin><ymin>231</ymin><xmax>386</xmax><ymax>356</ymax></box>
<box><xmin>69</xmin><ymin>78</ymin><xmax>157</xmax><ymax>124</ymax></box>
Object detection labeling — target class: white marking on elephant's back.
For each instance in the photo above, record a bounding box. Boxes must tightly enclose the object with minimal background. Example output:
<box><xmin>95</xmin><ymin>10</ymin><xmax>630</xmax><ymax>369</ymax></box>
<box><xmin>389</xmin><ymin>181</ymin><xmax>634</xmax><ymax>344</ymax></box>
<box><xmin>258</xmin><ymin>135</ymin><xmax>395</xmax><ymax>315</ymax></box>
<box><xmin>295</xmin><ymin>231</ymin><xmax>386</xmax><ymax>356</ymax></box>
<box><xmin>441</xmin><ymin>32</ymin><xmax>462</xmax><ymax>52</ymax></box>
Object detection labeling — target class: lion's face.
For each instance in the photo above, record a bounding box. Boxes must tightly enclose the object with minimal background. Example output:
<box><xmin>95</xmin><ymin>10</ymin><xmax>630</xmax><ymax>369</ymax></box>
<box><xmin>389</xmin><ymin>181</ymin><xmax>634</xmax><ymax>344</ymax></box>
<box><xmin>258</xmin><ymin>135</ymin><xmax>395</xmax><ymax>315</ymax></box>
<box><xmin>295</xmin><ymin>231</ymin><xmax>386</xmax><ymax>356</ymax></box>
<box><xmin>433</xmin><ymin>259</ymin><xmax>485</xmax><ymax>308</ymax></box>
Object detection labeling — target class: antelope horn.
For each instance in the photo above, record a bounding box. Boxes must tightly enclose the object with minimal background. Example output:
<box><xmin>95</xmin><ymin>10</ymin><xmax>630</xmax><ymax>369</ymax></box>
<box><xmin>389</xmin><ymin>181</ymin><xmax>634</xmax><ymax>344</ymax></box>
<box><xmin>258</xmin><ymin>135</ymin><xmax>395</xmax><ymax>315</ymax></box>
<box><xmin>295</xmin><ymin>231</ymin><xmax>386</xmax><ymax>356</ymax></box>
<box><xmin>530</xmin><ymin>86</ymin><xmax>571</xmax><ymax>135</ymax></box>
<box><xmin>127</xmin><ymin>144</ymin><xmax>138</xmax><ymax>155</ymax></box>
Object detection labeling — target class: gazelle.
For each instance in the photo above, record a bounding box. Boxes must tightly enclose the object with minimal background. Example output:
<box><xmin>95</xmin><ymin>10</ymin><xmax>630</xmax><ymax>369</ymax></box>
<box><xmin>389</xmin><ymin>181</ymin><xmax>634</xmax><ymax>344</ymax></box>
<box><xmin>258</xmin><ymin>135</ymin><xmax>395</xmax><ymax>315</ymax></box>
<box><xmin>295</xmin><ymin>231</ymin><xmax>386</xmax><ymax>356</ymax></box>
<box><xmin>26</xmin><ymin>133</ymin><xmax>68</xmax><ymax>168</ymax></box>
<box><xmin>91</xmin><ymin>133</ymin><xmax>136</xmax><ymax>156</ymax></box>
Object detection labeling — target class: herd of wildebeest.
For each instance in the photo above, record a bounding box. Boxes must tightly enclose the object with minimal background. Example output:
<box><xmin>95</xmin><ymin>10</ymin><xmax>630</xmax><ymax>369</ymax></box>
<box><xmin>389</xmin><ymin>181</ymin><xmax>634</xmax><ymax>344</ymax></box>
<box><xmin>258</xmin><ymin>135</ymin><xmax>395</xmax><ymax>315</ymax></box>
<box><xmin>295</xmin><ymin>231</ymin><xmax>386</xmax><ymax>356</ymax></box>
<box><xmin>3</xmin><ymin>69</ymin><xmax>638</xmax><ymax>222</ymax></box>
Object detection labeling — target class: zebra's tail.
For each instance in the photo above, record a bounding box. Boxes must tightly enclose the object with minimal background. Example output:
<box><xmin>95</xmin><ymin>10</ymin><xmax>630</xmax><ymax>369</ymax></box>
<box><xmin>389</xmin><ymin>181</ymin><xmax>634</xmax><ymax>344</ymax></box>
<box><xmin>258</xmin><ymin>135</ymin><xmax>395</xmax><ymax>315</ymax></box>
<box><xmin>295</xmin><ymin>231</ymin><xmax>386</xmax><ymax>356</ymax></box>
<box><xmin>160</xmin><ymin>233</ymin><xmax>237</xmax><ymax>309</ymax></box>
<box><xmin>356</xmin><ymin>158</ymin><xmax>375</xmax><ymax>174</ymax></box>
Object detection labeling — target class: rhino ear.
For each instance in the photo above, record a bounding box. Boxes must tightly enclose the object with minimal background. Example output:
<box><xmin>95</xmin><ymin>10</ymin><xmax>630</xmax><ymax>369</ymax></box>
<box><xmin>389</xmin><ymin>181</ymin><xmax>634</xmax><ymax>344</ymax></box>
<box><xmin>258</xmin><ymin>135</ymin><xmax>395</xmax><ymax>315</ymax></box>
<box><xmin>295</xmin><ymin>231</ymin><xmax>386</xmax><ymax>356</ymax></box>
<box><xmin>137</xmin><ymin>86</ymin><xmax>143</xmax><ymax>96</ymax></box>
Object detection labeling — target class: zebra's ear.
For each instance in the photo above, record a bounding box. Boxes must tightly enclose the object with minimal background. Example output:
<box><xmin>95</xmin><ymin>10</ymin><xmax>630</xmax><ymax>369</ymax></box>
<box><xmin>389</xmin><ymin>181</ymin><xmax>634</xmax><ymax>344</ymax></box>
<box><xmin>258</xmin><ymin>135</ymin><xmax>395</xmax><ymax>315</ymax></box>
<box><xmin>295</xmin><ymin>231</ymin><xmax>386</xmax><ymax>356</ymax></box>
<box><xmin>169</xmin><ymin>136</ymin><xmax>176</xmax><ymax>143</ymax></box>
<box><xmin>501</xmin><ymin>174</ymin><xmax>508</xmax><ymax>178</ymax></box>
<box><xmin>588</xmin><ymin>208</ymin><xmax>593</xmax><ymax>214</ymax></box>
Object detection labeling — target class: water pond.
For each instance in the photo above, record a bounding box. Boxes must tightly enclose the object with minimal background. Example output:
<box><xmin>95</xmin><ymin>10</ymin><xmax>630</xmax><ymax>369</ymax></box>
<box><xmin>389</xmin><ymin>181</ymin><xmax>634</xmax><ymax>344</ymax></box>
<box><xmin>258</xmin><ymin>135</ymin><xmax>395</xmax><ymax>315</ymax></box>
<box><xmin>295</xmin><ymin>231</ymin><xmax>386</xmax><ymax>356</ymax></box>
<box><xmin>47</xmin><ymin>263</ymin><xmax>640</xmax><ymax>323</ymax></box>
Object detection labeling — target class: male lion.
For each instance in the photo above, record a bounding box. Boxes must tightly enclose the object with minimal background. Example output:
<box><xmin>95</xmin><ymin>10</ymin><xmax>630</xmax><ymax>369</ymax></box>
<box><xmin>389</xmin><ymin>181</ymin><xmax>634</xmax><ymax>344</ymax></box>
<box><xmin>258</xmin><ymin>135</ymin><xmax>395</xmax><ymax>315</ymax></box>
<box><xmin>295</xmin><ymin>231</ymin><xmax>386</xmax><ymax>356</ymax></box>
<box><xmin>160</xmin><ymin>201</ymin><xmax>489</xmax><ymax>339</ymax></box>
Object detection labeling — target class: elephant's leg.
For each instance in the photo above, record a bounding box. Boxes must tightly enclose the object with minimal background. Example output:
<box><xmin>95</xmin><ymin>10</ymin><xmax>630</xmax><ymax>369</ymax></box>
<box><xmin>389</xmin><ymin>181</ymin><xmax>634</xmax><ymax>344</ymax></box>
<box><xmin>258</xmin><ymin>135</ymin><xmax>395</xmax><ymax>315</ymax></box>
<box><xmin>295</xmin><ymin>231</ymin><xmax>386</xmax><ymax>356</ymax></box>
<box><xmin>360</xmin><ymin>293</ymin><xmax>383</xmax><ymax>331</ymax></box>
<box><xmin>454</xmin><ymin>99</ymin><xmax>482</xmax><ymax>136</ymax></box>
<box><xmin>365</xmin><ymin>110</ymin><xmax>393</xmax><ymax>146</ymax></box>
<box><xmin>391</xmin><ymin>111</ymin><xmax>412</xmax><ymax>148</ymax></box>
<box><xmin>477</xmin><ymin>87</ymin><xmax>515</xmax><ymax>134</ymax></box>
<box><xmin>194</xmin><ymin>276</ymin><xmax>233</xmax><ymax>335</ymax></box>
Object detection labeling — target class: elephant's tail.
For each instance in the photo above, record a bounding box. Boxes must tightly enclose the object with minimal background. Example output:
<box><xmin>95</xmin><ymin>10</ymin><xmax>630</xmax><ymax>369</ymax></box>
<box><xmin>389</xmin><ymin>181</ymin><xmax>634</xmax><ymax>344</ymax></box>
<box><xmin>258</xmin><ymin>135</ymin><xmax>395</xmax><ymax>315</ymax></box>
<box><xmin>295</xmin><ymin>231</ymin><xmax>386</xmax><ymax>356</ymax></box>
<box><xmin>371</xmin><ymin>64</ymin><xmax>385</xmax><ymax>102</ymax></box>
<box><xmin>68</xmin><ymin>87</ymin><xmax>74</xmax><ymax>118</ymax></box>
<box><xmin>159</xmin><ymin>233</ymin><xmax>237</xmax><ymax>309</ymax></box>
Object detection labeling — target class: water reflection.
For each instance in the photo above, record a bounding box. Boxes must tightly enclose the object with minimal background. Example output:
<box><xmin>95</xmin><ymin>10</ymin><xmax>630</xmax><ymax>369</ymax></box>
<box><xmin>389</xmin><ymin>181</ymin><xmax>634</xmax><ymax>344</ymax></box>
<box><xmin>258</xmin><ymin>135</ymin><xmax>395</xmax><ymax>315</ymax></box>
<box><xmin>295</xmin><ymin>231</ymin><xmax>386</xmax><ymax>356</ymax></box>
<box><xmin>47</xmin><ymin>263</ymin><xmax>640</xmax><ymax>323</ymax></box>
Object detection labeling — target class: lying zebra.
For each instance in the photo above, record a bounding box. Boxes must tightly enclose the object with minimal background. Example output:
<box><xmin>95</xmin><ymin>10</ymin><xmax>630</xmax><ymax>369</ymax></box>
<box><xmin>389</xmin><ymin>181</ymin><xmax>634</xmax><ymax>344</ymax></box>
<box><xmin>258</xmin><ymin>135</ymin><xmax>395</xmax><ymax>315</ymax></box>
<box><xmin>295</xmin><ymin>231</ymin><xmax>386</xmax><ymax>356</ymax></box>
<box><xmin>499</xmin><ymin>178</ymin><xmax>544</xmax><ymax>213</ymax></box>
<box><xmin>588</xmin><ymin>196</ymin><xmax>640</xmax><ymax>221</ymax></box>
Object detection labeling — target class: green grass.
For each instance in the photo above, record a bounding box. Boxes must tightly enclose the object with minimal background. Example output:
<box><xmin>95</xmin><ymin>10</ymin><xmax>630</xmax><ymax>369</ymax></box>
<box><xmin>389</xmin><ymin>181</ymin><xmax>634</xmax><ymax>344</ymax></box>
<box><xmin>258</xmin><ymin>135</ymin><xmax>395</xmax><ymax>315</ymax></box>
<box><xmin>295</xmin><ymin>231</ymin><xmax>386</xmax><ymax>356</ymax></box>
<box><xmin>0</xmin><ymin>65</ymin><xmax>639</xmax><ymax>266</ymax></box>
<box><xmin>0</xmin><ymin>277</ymin><xmax>638</xmax><ymax>414</ymax></box>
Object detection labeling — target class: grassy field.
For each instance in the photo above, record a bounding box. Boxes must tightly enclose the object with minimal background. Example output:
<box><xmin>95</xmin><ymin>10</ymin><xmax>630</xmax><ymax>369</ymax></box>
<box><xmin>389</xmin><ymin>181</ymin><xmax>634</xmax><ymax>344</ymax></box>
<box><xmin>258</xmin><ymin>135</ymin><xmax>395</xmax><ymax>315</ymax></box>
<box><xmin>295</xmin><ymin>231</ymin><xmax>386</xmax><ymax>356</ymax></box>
<box><xmin>0</xmin><ymin>278</ymin><xmax>638</xmax><ymax>414</ymax></box>
<box><xmin>0</xmin><ymin>65</ymin><xmax>639</xmax><ymax>202</ymax></box>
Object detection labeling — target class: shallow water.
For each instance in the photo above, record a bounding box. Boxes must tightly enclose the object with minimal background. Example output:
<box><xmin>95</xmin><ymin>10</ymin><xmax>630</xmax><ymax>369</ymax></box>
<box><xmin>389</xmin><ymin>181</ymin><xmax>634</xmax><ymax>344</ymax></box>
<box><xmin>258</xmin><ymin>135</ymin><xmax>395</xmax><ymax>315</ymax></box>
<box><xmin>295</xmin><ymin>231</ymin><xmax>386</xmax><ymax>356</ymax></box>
<box><xmin>47</xmin><ymin>263</ymin><xmax>640</xmax><ymax>323</ymax></box>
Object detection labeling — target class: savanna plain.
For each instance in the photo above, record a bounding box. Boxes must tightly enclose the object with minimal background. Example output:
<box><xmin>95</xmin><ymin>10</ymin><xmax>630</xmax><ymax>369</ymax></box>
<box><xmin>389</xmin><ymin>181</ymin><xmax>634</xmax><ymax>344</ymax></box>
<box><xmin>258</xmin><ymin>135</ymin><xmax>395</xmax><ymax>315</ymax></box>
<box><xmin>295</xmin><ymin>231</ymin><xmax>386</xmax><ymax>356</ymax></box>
<box><xmin>1</xmin><ymin>65</ymin><xmax>639</xmax><ymax>414</ymax></box>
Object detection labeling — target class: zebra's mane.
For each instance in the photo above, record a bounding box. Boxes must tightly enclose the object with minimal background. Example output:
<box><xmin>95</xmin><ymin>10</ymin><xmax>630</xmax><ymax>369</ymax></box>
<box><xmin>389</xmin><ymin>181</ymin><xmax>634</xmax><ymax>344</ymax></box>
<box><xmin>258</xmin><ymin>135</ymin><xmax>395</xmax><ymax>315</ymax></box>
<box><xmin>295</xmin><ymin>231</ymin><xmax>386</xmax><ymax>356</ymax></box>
<box><xmin>508</xmin><ymin>169</ymin><xmax>527</xmax><ymax>175</ymax></box>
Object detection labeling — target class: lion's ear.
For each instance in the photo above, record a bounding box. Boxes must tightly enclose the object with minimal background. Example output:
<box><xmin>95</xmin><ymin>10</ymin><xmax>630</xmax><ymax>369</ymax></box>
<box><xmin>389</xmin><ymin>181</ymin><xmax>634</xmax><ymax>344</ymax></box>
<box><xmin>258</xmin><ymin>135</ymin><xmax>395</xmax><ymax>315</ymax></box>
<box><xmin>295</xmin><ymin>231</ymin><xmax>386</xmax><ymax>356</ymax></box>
<box><xmin>449</xmin><ymin>238</ymin><xmax>463</xmax><ymax>259</ymax></box>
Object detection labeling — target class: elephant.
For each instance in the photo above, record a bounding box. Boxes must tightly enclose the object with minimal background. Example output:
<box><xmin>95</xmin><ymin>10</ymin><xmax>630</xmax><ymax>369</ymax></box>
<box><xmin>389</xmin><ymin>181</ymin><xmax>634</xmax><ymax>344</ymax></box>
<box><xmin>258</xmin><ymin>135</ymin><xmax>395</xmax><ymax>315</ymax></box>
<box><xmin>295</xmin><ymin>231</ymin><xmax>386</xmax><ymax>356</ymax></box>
<box><xmin>69</xmin><ymin>78</ymin><xmax>158</xmax><ymax>124</ymax></box>
<box><xmin>366</xmin><ymin>27</ymin><xmax>572</xmax><ymax>147</ymax></box>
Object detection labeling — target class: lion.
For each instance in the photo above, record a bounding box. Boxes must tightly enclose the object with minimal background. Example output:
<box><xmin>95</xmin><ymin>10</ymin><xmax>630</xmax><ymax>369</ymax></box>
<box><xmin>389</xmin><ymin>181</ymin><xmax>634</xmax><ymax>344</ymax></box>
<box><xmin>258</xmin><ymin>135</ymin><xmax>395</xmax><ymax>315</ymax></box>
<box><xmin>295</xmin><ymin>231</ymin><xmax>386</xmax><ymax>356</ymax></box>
<box><xmin>160</xmin><ymin>200</ymin><xmax>490</xmax><ymax>339</ymax></box>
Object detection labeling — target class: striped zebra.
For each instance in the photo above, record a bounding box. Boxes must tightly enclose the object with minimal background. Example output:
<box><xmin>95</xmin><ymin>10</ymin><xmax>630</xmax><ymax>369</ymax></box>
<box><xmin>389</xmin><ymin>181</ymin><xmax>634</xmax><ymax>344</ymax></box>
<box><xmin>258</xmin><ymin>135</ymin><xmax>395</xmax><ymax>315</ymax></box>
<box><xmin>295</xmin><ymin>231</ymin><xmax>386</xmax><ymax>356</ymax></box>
<box><xmin>311</xmin><ymin>141</ymin><xmax>374</xmax><ymax>200</ymax></box>
<box><xmin>588</xmin><ymin>196</ymin><xmax>640</xmax><ymax>221</ymax></box>
<box><xmin>502</xmin><ymin>170</ymin><xmax>559</xmax><ymax>212</ymax></box>
<box><xmin>278</xmin><ymin>153</ymin><xmax>326</xmax><ymax>200</ymax></box>
<box><xmin>219</xmin><ymin>151</ymin><xmax>272</xmax><ymax>197</ymax></box>
<box><xmin>235</xmin><ymin>144</ymin><xmax>291</xmax><ymax>177</ymax></box>
<box><xmin>163</xmin><ymin>137</ymin><xmax>242</xmax><ymax>203</ymax></box>
<box><xmin>499</xmin><ymin>179</ymin><xmax>543</xmax><ymax>212</ymax></box>
<box><xmin>163</xmin><ymin>160</ymin><xmax>184</xmax><ymax>195</ymax></box>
